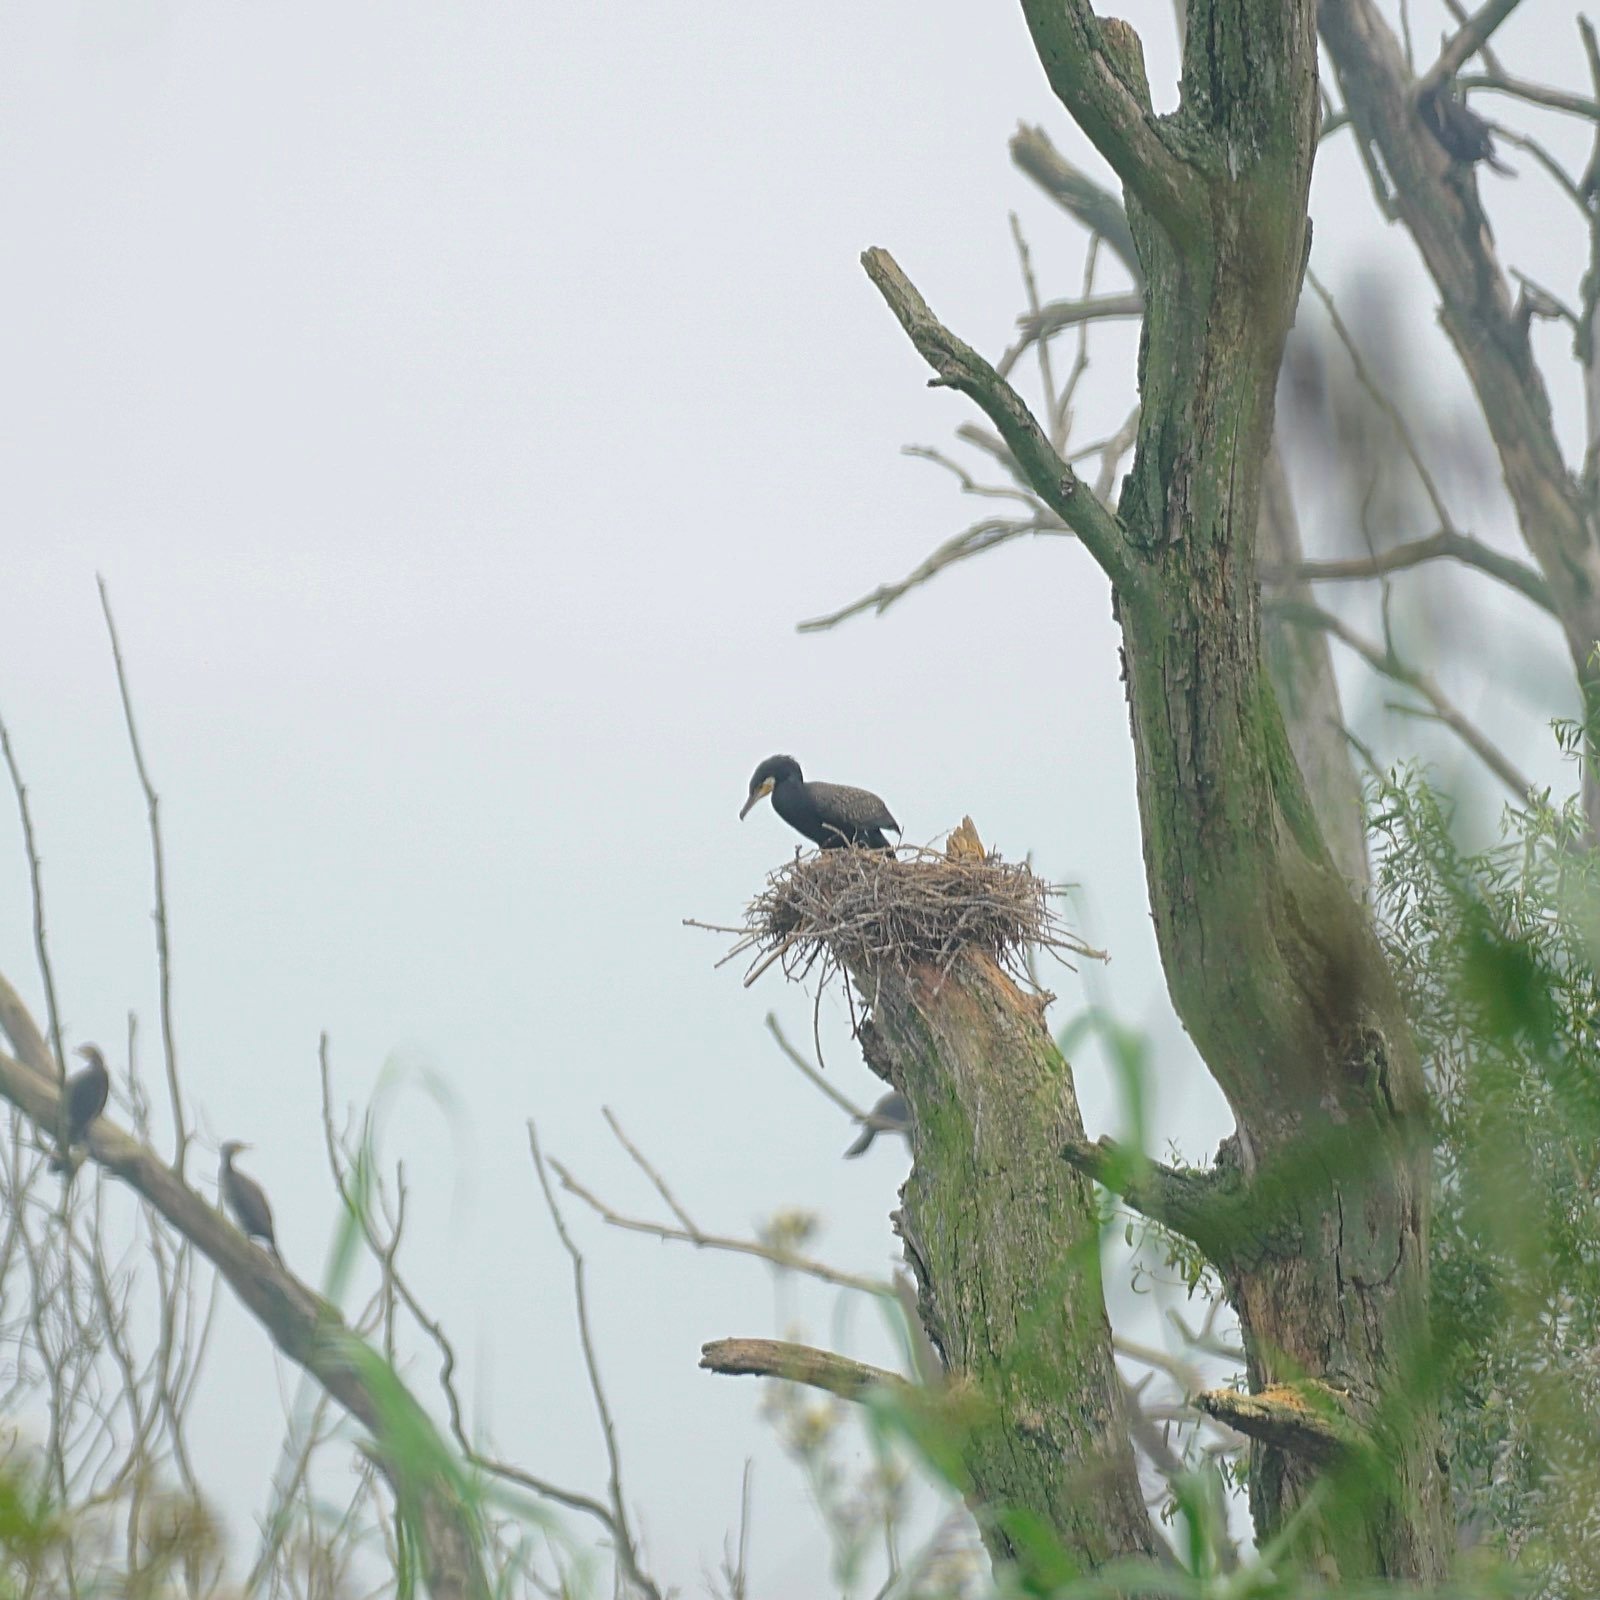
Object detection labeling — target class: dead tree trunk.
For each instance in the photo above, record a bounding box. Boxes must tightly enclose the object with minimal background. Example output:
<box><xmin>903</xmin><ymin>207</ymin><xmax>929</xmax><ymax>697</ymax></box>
<box><xmin>861</xmin><ymin>937</ymin><xmax>1155</xmax><ymax>1567</ymax></box>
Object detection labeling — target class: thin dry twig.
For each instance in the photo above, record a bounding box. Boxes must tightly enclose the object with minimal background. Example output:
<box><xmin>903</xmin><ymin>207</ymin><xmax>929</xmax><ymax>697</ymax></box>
<box><xmin>97</xmin><ymin>577</ymin><xmax>188</xmax><ymax>1178</ymax></box>
<box><xmin>797</xmin><ymin>512</ymin><xmax>1062</xmax><ymax>633</ymax></box>
<box><xmin>549</xmin><ymin>1156</ymin><xmax>893</xmax><ymax>1299</ymax></box>
<box><xmin>602</xmin><ymin>1108</ymin><xmax>699</xmax><ymax>1236</ymax></box>
<box><xmin>1270</xmin><ymin>599</ymin><xmax>1533</xmax><ymax>800</ymax></box>
<box><xmin>764</xmin><ymin>1014</ymin><xmax>868</xmax><ymax>1122</ymax></box>
<box><xmin>527</xmin><ymin>1122</ymin><xmax>662</xmax><ymax>1600</ymax></box>
<box><xmin>1456</xmin><ymin>70</ymin><xmax>1600</xmax><ymax>122</ymax></box>
<box><xmin>999</xmin><ymin>291</ymin><xmax>1145</xmax><ymax>381</ymax></box>
<box><xmin>1306</xmin><ymin>275</ymin><xmax>1457</xmax><ymax>539</ymax></box>
<box><xmin>1276</xmin><ymin>527</ymin><xmax>1553</xmax><ymax>614</ymax></box>
<box><xmin>0</xmin><ymin>714</ymin><xmax>66</xmax><ymax>1094</ymax></box>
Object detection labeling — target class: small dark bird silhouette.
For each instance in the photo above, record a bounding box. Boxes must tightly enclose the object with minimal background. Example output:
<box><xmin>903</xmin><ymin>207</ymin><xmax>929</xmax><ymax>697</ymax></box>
<box><xmin>219</xmin><ymin>1141</ymin><xmax>282</xmax><ymax>1263</ymax></box>
<box><xmin>1419</xmin><ymin>84</ymin><xmax>1513</xmax><ymax>175</ymax></box>
<box><xmin>740</xmin><ymin>755</ymin><xmax>900</xmax><ymax>850</ymax></box>
<box><xmin>844</xmin><ymin>1091</ymin><xmax>910</xmax><ymax>1159</ymax></box>
<box><xmin>47</xmin><ymin>1045</ymin><xmax>110</xmax><ymax>1174</ymax></box>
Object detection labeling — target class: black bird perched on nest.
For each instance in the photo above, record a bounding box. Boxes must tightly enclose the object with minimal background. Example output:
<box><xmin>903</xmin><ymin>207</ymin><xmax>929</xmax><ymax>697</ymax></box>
<box><xmin>740</xmin><ymin>755</ymin><xmax>900</xmax><ymax>850</ymax></box>
<box><xmin>219</xmin><ymin>1141</ymin><xmax>283</xmax><ymax>1263</ymax></box>
<box><xmin>844</xmin><ymin>1090</ymin><xmax>909</xmax><ymax>1158</ymax></box>
<box><xmin>1418</xmin><ymin>83</ymin><xmax>1513</xmax><ymax>175</ymax></box>
<box><xmin>47</xmin><ymin>1044</ymin><xmax>110</xmax><ymax>1174</ymax></box>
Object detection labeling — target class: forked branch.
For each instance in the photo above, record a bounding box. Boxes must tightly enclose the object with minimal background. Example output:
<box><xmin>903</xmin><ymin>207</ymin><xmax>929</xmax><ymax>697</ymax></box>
<box><xmin>1016</xmin><ymin>4</ymin><xmax>1201</xmax><ymax>244</ymax></box>
<box><xmin>861</xmin><ymin>247</ymin><xmax>1139</xmax><ymax>595</ymax></box>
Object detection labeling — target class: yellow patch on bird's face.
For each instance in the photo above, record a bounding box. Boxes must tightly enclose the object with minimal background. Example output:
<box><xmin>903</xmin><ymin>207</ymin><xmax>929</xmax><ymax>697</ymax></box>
<box><xmin>739</xmin><ymin>777</ymin><xmax>775</xmax><ymax>819</ymax></box>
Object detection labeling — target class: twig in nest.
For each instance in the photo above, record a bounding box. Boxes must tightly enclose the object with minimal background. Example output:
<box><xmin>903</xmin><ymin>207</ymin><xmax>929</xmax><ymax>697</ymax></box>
<box><xmin>708</xmin><ymin>843</ymin><xmax>1105</xmax><ymax>994</ymax></box>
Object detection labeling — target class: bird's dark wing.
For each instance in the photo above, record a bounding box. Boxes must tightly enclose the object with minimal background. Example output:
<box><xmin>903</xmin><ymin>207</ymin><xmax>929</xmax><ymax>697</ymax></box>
<box><xmin>844</xmin><ymin>1091</ymin><xmax>910</xmax><ymax>1157</ymax></box>
<box><xmin>807</xmin><ymin>782</ymin><xmax>899</xmax><ymax>834</ymax></box>
<box><xmin>229</xmin><ymin>1171</ymin><xmax>278</xmax><ymax>1247</ymax></box>
<box><xmin>69</xmin><ymin>1066</ymin><xmax>109</xmax><ymax>1136</ymax></box>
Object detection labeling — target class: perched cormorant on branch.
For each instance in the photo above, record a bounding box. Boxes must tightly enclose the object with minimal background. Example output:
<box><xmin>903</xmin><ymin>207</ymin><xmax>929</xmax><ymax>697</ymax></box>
<box><xmin>1418</xmin><ymin>83</ymin><xmax>1513</xmax><ymax>175</ymax></box>
<box><xmin>740</xmin><ymin>755</ymin><xmax>900</xmax><ymax>850</ymax></box>
<box><xmin>47</xmin><ymin>1044</ymin><xmax>110</xmax><ymax>1174</ymax></box>
<box><xmin>843</xmin><ymin>1090</ymin><xmax>909</xmax><ymax>1159</ymax></box>
<box><xmin>219</xmin><ymin>1141</ymin><xmax>282</xmax><ymax>1263</ymax></box>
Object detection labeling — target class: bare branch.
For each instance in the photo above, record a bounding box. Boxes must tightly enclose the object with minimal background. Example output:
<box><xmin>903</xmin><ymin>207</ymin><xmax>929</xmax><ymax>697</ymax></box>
<box><xmin>798</xmin><ymin>514</ymin><xmax>1058</xmax><ymax>633</ymax></box>
<box><xmin>96</xmin><ymin>578</ymin><xmax>188</xmax><ymax>1178</ymax></box>
<box><xmin>1441</xmin><ymin>0</ymin><xmax>1506</xmax><ymax>76</ymax></box>
<box><xmin>602</xmin><ymin>1108</ymin><xmax>700</xmax><ymax>1236</ymax></box>
<box><xmin>1009</xmin><ymin>124</ymin><xmax>1141</xmax><ymax>283</ymax></box>
<box><xmin>1008</xmin><ymin>213</ymin><xmax>1060</xmax><ymax>440</ymax></box>
<box><xmin>1269</xmin><ymin>599</ymin><xmax>1534</xmax><ymax>799</ymax></box>
<box><xmin>549</xmin><ymin>1155</ymin><xmax>892</xmax><ymax>1299</ymax></box>
<box><xmin>999</xmin><ymin>292</ymin><xmax>1145</xmax><ymax>381</ymax></box>
<box><xmin>861</xmin><ymin>248</ymin><xmax>1138</xmax><ymax>595</ymax></box>
<box><xmin>1415</xmin><ymin>0</ymin><xmax>1525</xmax><ymax>103</ymax></box>
<box><xmin>528</xmin><ymin>1121</ymin><xmax>662</xmax><ymax>1600</ymax></box>
<box><xmin>1307</xmin><ymin>274</ymin><xmax>1458</xmax><ymax>537</ymax></box>
<box><xmin>699</xmin><ymin>1338</ymin><xmax>908</xmax><ymax>1403</ymax></box>
<box><xmin>1281</xmin><ymin>528</ymin><xmax>1554</xmax><ymax>614</ymax></box>
<box><xmin>0</xmin><ymin>715</ymin><xmax>66</xmax><ymax>1092</ymax></box>
<box><xmin>1016</xmin><ymin>6</ymin><xmax>1200</xmax><ymax>245</ymax></box>
<box><xmin>764</xmin><ymin>1013</ymin><xmax>869</xmax><ymax>1122</ymax></box>
<box><xmin>1457</xmin><ymin>72</ymin><xmax>1600</xmax><ymax>123</ymax></box>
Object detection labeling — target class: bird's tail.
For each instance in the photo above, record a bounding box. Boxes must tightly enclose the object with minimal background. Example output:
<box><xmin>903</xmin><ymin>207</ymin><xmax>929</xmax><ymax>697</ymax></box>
<box><xmin>843</xmin><ymin>1124</ymin><xmax>877</xmax><ymax>1159</ymax></box>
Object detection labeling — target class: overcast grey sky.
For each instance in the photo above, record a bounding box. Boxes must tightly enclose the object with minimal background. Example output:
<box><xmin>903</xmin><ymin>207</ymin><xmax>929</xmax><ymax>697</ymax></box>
<box><xmin>0</xmin><ymin>2</ymin><xmax>1590</xmax><ymax>1593</ymax></box>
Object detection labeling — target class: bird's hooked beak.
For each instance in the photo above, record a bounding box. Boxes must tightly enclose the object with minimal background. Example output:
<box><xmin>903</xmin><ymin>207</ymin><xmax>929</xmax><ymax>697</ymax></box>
<box><xmin>739</xmin><ymin>777</ymin><xmax>774</xmax><ymax>820</ymax></box>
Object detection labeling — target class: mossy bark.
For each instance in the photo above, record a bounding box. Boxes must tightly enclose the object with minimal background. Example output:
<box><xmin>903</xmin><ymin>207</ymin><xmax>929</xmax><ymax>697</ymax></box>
<box><xmin>855</xmin><ymin>949</ymin><xmax>1155</xmax><ymax>1568</ymax></box>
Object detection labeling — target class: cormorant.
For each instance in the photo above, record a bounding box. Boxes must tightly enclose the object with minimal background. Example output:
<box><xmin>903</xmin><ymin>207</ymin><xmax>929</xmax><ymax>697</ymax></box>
<box><xmin>1419</xmin><ymin>83</ymin><xmax>1513</xmax><ymax>175</ymax></box>
<box><xmin>47</xmin><ymin>1044</ymin><xmax>110</xmax><ymax>1174</ymax></box>
<box><xmin>740</xmin><ymin>755</ymin><xmax>900</xmax><ymax>850</ymax></box>
<box><xmin>219</xmin><ymin>1142</ymin><xmax>282</xmax><ymax>1263</ymax></box>
<box><xmin>844</xmin><ymin>1090</ymin><xmax>910</xmax><ymax>1158</ymax></box>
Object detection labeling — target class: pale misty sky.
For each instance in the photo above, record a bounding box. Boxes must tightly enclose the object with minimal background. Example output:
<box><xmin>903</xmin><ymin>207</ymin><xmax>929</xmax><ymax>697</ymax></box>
<box><xmin>0</xmin><ymin>2</ymin><xmax>1589</xmax><ymax>1594</ymax></box>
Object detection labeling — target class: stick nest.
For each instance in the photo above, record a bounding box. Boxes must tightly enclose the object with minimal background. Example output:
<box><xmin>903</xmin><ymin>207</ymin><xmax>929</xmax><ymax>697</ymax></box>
<box><xmin>711</xmin><ymin>827</ymin><xmax>1105</xmax><ymax>991</ymax></box>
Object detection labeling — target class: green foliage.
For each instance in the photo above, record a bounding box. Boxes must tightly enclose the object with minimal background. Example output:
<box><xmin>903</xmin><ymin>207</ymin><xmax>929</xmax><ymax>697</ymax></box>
<box><xmin>1371</xmin><ymin>768</ymin><xmax>1600</xmax><ymax>1592</ymax></box>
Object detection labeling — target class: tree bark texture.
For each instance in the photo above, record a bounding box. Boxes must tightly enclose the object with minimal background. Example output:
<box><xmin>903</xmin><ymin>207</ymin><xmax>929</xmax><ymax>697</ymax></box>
<box><xmin>855</xmin><ymin>941</ymin><xmax>1157</xmax><ymax>1570</ymax></box>
<box><xmin>861</xmin><ymin>0</ymin><xmax>1447</xmax><ymax>1579</ymax></box>
<box><xmin>1009</xmin><ymin>126</ymin><xmax>1369</xmax><ymax>885</ymax></box>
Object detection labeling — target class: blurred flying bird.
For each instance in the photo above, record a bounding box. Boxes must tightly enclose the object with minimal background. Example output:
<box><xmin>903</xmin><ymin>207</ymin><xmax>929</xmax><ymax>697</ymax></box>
<box><xmin>844</xmin><ymin>1091</ymin><xmax>910</xmax><ymax>1159</ymax></box>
